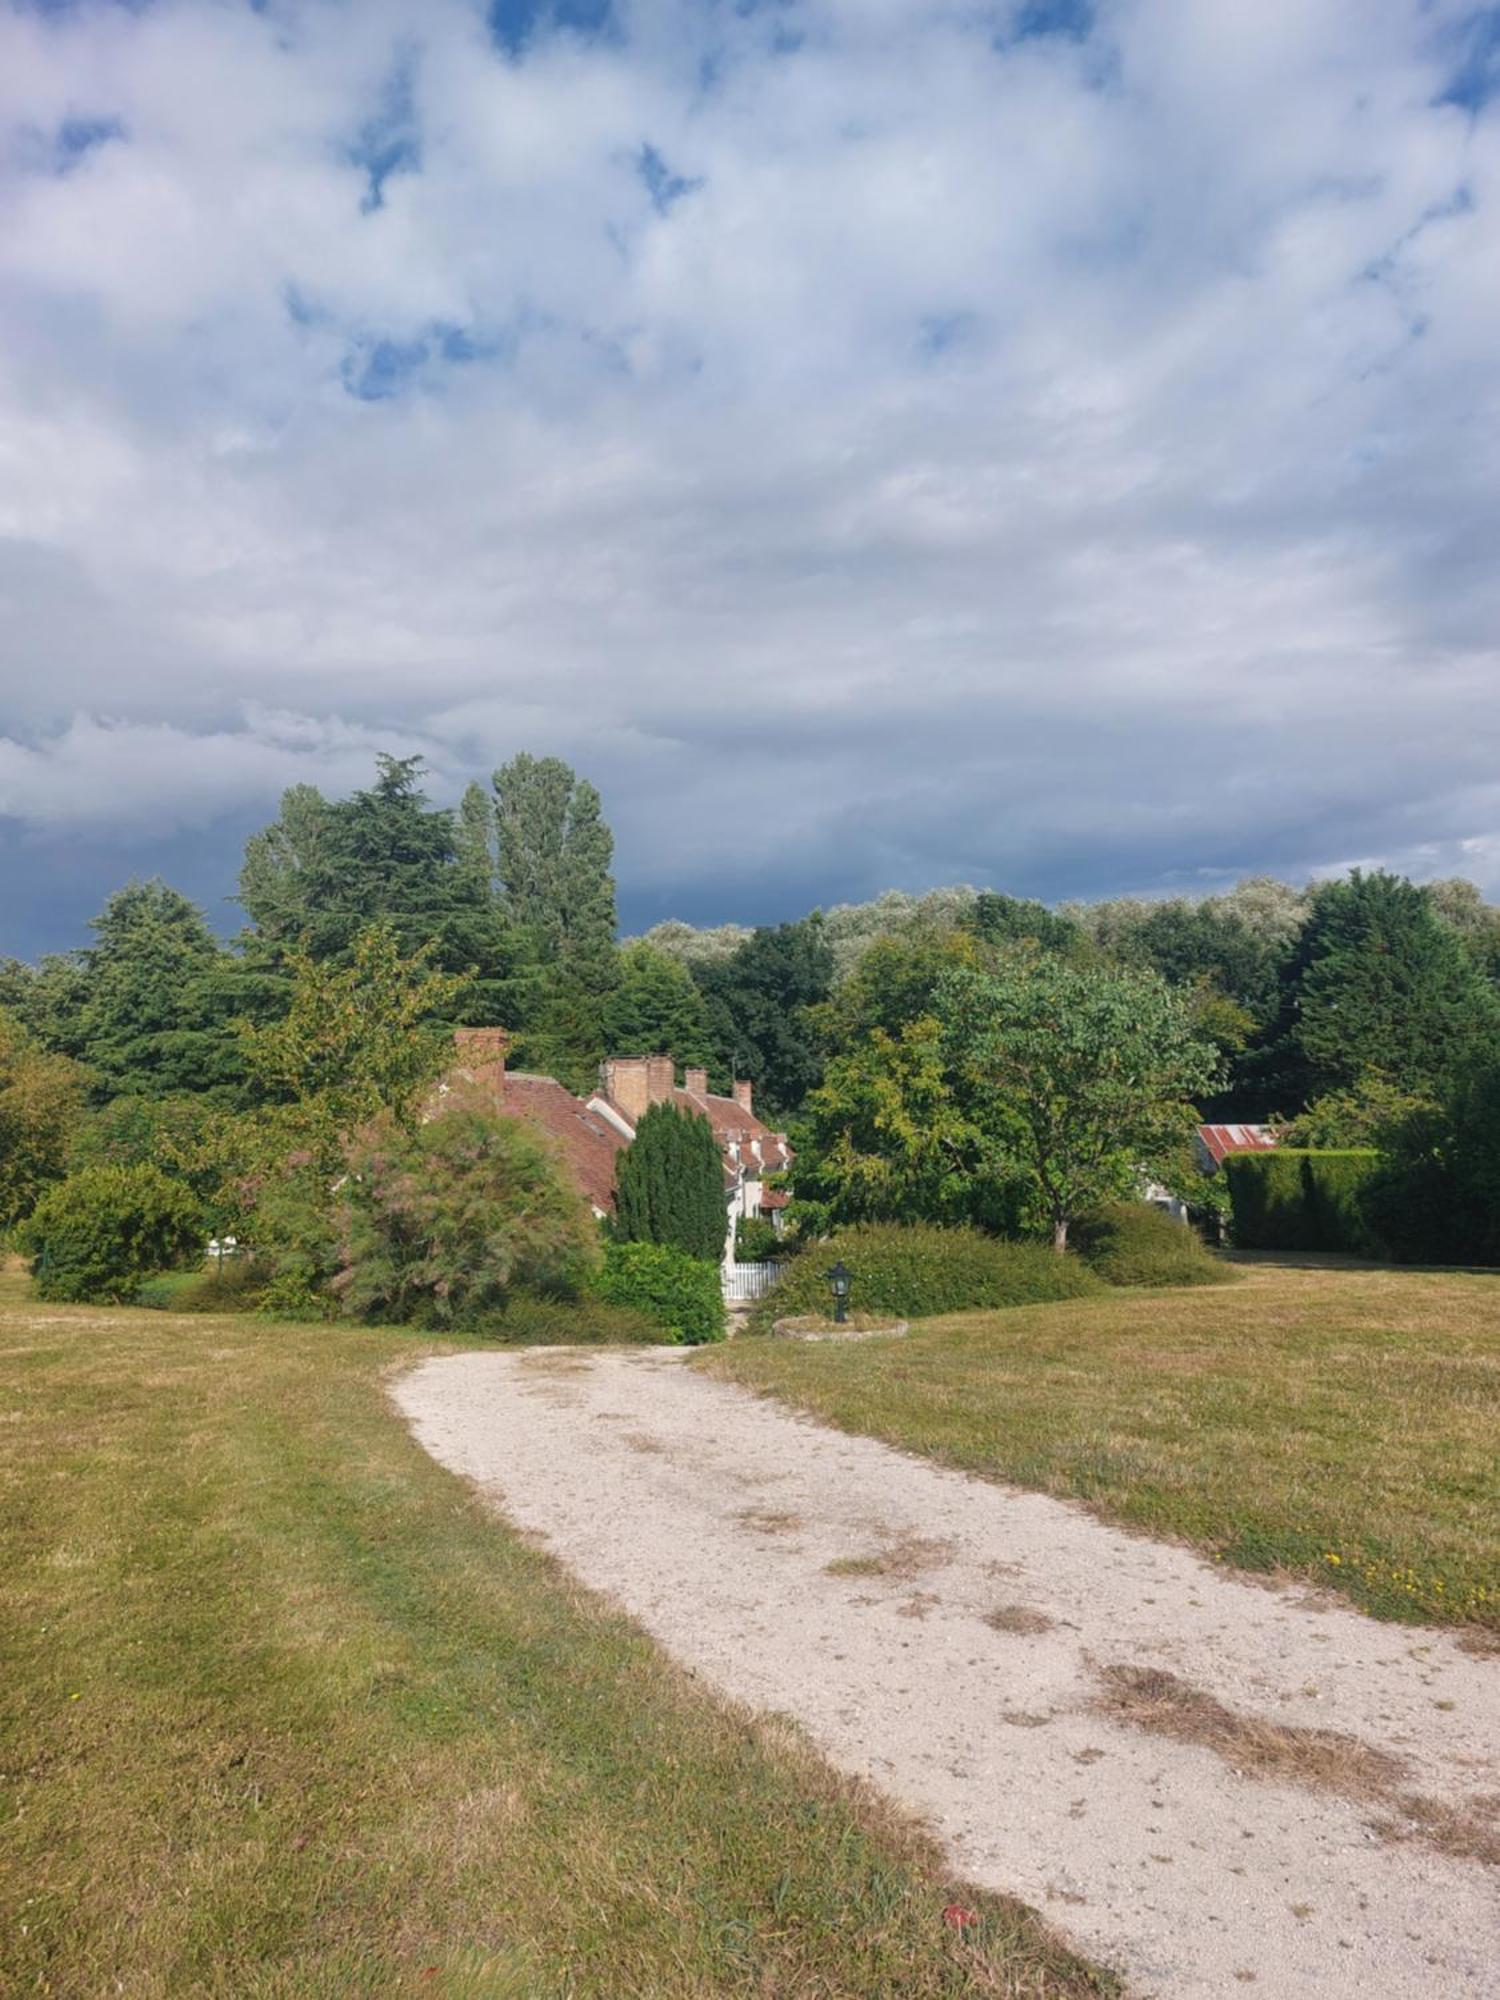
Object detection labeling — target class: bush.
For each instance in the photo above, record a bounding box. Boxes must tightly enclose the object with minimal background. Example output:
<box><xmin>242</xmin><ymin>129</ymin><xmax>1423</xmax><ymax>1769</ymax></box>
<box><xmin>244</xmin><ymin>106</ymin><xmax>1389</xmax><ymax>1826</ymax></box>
<box><xmin>336</xmin><ymin>1104</ymin><xmax>598</xmax><ymax>1328</ymax></box>
<box><xmin>487</xmin><ymin>1295</ymin><xmax>663</xmax><ymax>1345</ymax></box>
<box><xmin>134</xmin><ymin>1259</ymin><xmax>267</xmax><ymax>1314</ymax></box>
<box><xmin>1223</xmin><ymin>1150</ymin><xmax>1380</xmax><ymax>1254</ymax></box>
<box><xmin>1359</xmin><ymin>1061</ymin><xmax>1500</xmax><ymax>1266</ymax></box>
<box><xmin>734</xmin><ymin>1215</ymin><xmax>782</xmax><ymax>1263</ymax></box>
<box><xmin>747</xmin><ymin>1223</ymin><xmax>1104</xmax><ymax>1331</ymax></box>
<box><xmin>1071</xmin><ymin>1202</ymin><xmax>1235</xmax><ymax>1288</ymax></box>
<box><xmin>26</xmin><ymin>1163</ymin><xmax>203</xmax><ymax>1304</ymax></box>
<box><xmin>594</xmin><ymin>1240</ymin><xmax>726</xmax><ymax>1345</ymax></box>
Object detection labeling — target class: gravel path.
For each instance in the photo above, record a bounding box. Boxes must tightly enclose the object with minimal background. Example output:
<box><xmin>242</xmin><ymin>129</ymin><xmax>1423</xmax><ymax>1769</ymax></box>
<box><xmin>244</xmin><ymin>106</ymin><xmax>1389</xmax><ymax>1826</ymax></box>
<box><xmin>394</xmin><ymin>1347</ymin><xmax>1500</xmax><ymax>1999</ymax></box>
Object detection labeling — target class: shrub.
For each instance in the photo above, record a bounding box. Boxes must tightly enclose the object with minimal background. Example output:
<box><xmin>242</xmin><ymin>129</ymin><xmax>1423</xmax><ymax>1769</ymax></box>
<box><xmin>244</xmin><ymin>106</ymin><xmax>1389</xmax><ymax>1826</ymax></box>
<box><xmin>747</xmin><ymin>1223</ymin><xmax>1104</xmax><ymax>1331</ymax></box>
<box><xmin>1070</xmin><ymin>1202</ymin><xmax>1235</xmax><ymax>1289</ymax></box>
<box><xmin>135</xmin><ymin>1259</ymin><xmax>267</xmax><ymax>1314</ymax></box>
<box><xmin>594</xmin><ymin>1240</ymin><xmax>726</xmax><ymax>1345</ymax></box>
<box><xmin>487</xmin><ymin>1296</ymin><xmax>663</xmax><ymax>1345</ymax></box>
<box><xmin>26</xmin><ymin>1163</ymin><xmax>203</xmax><ymax>1304</ymax></box>
<box><xmin>337</xmin><ymin>1104</ymin><xmax>598</xmax><ymax>1328</ymax></box>
<box><xmin>1359</xmin><ymin>1061</ymin><xmax>1500</xmax><ymax>1266</ymax></box>
<box><xmin>1223</xmin><ymin>1150</ymin><xmax>1380</xmax><ymax>1254</ymax></box>
<box><xmin>734</xmin><ymin>1215</ymin><xmax>782</xmax><ymax>1263</ymax></box>
<box><xmin>614</xmin><ymin>1102</ymin><xmax>728</xmax><ymax>1261</ymax></box>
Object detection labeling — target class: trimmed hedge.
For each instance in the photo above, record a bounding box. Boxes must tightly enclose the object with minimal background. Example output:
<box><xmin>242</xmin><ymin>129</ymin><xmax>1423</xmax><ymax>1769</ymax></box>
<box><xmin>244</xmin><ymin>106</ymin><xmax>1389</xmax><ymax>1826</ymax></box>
<box><xmin>749</xmin><ymin>1223</ymin><xmax>1103</xmax><ymax>1331</ymax></box>
<box><xmin>594</xmin><ymin>1240</ymin><xmax>726</xmax><ymax>1345</ymax></box>
<box><xmin>1223</xmin><ymin>1149</ymin><xmax>1380</xmax><ymax>1254</ymax></box>
<box><xmin>1071</xmin><ymin>1202</ymin><xmax>1235</xmax><ymax>1289</ymax></box>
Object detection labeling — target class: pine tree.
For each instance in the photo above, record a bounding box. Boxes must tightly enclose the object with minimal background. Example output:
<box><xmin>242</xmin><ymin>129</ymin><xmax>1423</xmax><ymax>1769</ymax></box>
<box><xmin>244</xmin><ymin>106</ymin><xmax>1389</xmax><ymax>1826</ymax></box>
<box><xmin>78</xmin><ymin>881</ymin><xmax>241</xmax><ymax>1100</ymax></box>
<box><xmin>614</xmin><ymin>1102</ymin><xmax>726</xmax><ymax>1262</ymax></box>
<box><xmin>1265</xmin><ymin>870</ymin><xmax>1499</xmax><ymax>1107</ymax></box>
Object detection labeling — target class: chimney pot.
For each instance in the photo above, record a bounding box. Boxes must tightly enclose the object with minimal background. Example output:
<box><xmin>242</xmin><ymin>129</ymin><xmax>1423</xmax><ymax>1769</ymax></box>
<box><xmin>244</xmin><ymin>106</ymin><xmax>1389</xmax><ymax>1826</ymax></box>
<box><xmin>647</xmin><ymin>1055</ymin><xmax>676</xmax><ymax>1105</ymax></box>
<box><xmin>684</xmin><ymin>1066</ymin><xmax>708</xmax><ymax>1097</ymax></box>
<box><xmin>733</xmin><ymin>1078</ymin><xmax>753</xmax><ymax>1115</ymax></box>
<box><xmin>602</xmin><ymin>1056</ymin><xmax>651</xmax><ymax>1124</ymax></box>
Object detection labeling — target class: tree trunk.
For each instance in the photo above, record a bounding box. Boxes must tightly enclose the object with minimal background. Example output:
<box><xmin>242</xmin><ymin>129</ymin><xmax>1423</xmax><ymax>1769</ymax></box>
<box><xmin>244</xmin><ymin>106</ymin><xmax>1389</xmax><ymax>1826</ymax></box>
<box><xmin>1052</xmin><ymin>1216</ymin><xmax>1069</xmax><ymax>1253</ymax></box>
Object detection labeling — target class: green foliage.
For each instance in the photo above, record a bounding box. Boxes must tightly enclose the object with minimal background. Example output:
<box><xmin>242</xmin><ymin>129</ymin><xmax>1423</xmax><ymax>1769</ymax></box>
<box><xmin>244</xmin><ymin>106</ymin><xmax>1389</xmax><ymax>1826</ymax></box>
<box><xmin>941</xmin><ymin>951</ymin><xmax>1220</xmax><ymax>1248</ymax></box>
<box><xmin>793</xmin><ymin>1014</ymin><xmax>1020</xmax><ymax>1233</ymax></box>
<box><xmin>241</xmin><ymin>922</ymin><xmax>469</xmax><ymax>1164</ymax></box>
<box><xmin>815</xmin><ymin>928</ymin><xmax>982</xmax><ymax>1047</ymax></box>
<box><xmin>484</xmin><ymin>1295</ymin><xmax>663</xmax><ymax>1344</ymax></box>
<box><xmin>601</xmin><ymin>942</ymin><xmax>714</xmax><ymax>1067</ymax></box>
<box><xmin>1263</xmin><ymin>871</ymin><xmax>1499</xmax><ymax>1108</ymax></box>
<box><xmin>1069</xmin><ymin>1202</ymin><xmax>1234</xmax><ymax>1289</ymax></box>
<box><xmin>734</xmin><ymin>1215</ymin><xmax>783</xmax><ymax>1263</ymax></box>
<box><xmin>238</xmin><ymin>757</ymin><xmax>530</xmax><ymax>1026</ymax></box>
<box><xmin>493</xmin><ymin>753</ymin><xmax>618</xmax><ymax>969</ymax></box>
<box><xmin>135</xmin><ymin>1260</ymin><xmax>266</xmax><ymax>1313</ymax></box>
<box><xmin>594</xmin><ymin>1239</ymin><xmax>726</xmax><ymax>1344</ymax></box>
<box><xmin>614</xmin><ymin>1101</ymin><xmax>728</xmax><ymax>1261</ymax></box>
<box><xmin>75</xmin><ymin>881</ymin><xmax>241</xmax><ymax>1101</ymax></box>
<box><xmin>749</xmin><ymin>1223</ymin><xmax>1104</xmax><ymax>1329</ymax></box>
<box><xmin>1223</xmin><ymin>1150</ymin><xmax>1380</xmax><ymax>1254</ymax></box>
<box><xmin>26</xmin><ymin>1163</ymin><xmax>203</xmax><ymax>1303</ymax></box>
<box><xmin>693</xmin><ymin>917</ymin><xmax>835</xmax><ymax>1116</ymax></box>
<box><xmin>1360</xmin><ymin>1061</ymin><xmax>1500</xmax><ymax>1267</ymax></box>
<box><xmin>1283</xmin><ymin>1073</ymin><xmax>1436</xmax><ymax>1150</ymax></box>
<box><xmin>0</xmin><ymin>1011</ymin><xmax>89</xmax><ymax>1229</ymax></box>
<box><xmin>336</xmin><ymin>1097</ymin><xmax>598</xmax><ymax>1328</ymax></box>
<box><xmin>0</xmin><ymin>951</ymin><xmax>92</xmax><ymax>1056</ymax></box>
<box><xmin>965</xmin><ymin>891</ymin><xmax>1084</xmax><ymax>958</ymax></box>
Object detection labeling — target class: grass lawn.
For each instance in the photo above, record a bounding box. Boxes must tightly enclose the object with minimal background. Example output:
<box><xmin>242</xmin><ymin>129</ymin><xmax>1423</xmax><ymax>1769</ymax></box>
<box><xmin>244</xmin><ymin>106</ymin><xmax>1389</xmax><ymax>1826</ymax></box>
<box><xmin>0</xmin><ymin>1272</ymin><xmax>1112</xmax><ymax>1999</ymax></box>
<box><xmin>698</xmin><ymin>1259</ymin><xmax>1500</xmax><ymax>1635</ymax></box>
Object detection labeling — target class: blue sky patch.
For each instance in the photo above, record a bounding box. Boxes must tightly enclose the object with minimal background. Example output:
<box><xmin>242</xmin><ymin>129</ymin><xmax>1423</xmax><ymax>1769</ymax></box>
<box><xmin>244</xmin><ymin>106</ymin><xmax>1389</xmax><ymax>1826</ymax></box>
<box><xmin>638</xmin><ymin>143</ymin><xmax>703</xmax><ymax>214</ymax></box>
<box><xmin>339</xmin><ymin>321</ymin><xmax>504</xmax><ymax>400</ymax></box>
<box><xmin>348</xmin><ymin>48</ymin><xmax>421</xmax><ymax>213</ymax></box>
<box><xmin>1437</xmin><ymin>7</ymin><xmax>1500</xmax><ymax>111</ymax></box>
<box><xmin>487</xmin><ymin>0</ymin><xmax>616</xmax><ymax>58</ymax></box>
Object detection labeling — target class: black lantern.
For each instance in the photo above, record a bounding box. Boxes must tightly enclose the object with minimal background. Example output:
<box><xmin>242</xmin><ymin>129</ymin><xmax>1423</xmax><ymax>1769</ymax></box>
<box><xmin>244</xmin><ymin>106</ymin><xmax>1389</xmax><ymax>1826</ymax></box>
<box><xmin>826</xmin><ymin>1259</ymin><xmax>851</xmax><ymax>1324</ymax></box>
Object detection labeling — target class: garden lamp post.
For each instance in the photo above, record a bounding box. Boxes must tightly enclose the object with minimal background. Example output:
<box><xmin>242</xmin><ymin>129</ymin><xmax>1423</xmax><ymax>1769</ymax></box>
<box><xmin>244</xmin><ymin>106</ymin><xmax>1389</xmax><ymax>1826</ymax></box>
<box><xmin>826</xmin><ymin>1259</ymin><xmax>851</xmax><ymax>1325</ymax></box>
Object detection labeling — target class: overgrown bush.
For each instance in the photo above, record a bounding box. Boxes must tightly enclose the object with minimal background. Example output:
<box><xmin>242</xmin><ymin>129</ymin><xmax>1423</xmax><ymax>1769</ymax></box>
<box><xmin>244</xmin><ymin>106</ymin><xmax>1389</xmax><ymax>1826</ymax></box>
<box><xmin>594</xmin><ymin>1240</ymin><xmax>726</xmax><ymax>1345</ymax></box>
<box><xmin>747</xmin><ymin>1223</ymin><xmax>1104</xmax><ymax>1331</ymax></box>
<box><xmin>734</xmin><ymin>1215</ymin><xmax>783</xmax><ymax>1263</ymax></box>
<box><xmin>1071</xmin><ymin>1202</ymin><xmax>1235</xmax><ymax>1288</ymax></box>
<box><xmin>135</xmin><ymin>1259</ymin><xmax>266</xmax><ymax>1313</ymax></box>
<box><xmin>26</xmin><ymin>1163</ymin><xmax>203</xmax><ymax>1304</ymax></box>
<box><xmin>1223</xmin><ymin>1150</ymin><xmax>1380</xmax><ymax>1254</ymax></box>
<box><xmin>487</xmin><ymin>1295</ymin><xmax>663</xmax><ymax>1345</ymax></box>
<box><xmin>1360</xmin><ymin>1061</ymin><xmax>1500</xmax><ymax>1266</ymax></box>
<box><xmin>336</xmin><ymin>1103</ymin><xmax>598</xmax><ymax>1328</ymax></box>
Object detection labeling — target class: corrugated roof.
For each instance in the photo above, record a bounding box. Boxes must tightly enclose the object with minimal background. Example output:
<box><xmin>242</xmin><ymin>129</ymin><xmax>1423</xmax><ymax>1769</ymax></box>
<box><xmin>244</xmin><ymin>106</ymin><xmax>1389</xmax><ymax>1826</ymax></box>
<box><xmin>1196</xmin><ymin>1123</ymin><xmax>1279</xmax><ymax>1168</ymax></box>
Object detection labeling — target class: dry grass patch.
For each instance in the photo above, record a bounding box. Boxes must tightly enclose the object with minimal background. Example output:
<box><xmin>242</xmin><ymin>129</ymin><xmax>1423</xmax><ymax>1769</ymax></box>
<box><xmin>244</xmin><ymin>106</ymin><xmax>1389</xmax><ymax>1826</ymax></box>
<box><xmin>700</xmin><ymin>1261</ymin><xmax>1500</xmax><ymax>1632</ymax></box>
<box><xmin>985</xmin><ymin>1604</ymin><xmax>1057</xmax><ymax>1637</ymax></box>
<box><xmin>1092</xmin><ymin>1662</ymin><xmax>1500</xmax><ymax>1871</ymax></box>
<box><xmin>827</xmin><ymin>1532</ymin><xmax>955</xmax><ymax>1582</ymax></box>
<box><xmin>736</xmin><ymin>1506</ymin><xmax>804</xmax><ymax>1534</ymax></box>
<box><xmin>0</xmin><ymin>1273</ymin><xmax>1115</xmax><ymax>1999</ymax></box>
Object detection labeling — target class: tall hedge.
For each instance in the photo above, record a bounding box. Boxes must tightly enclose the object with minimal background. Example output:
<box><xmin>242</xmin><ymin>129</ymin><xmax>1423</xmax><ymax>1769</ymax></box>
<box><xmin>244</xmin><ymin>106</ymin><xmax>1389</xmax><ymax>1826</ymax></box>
<box><xmin>1223</xmin><ymin>1149</ymin><xmax>1379</xmax><ymax>1253</ymax></box>
<box><xmin>614</xmin><ymin>1101</ymin><xmax>728</xmax><ymax>1262</ymax></box>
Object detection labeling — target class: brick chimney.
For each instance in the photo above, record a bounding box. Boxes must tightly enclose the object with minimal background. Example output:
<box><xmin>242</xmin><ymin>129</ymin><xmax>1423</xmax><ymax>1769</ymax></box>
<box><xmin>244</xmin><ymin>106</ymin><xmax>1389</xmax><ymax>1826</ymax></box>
<box><xmin>454</xmin><ymin>1027</ymin><xmax>507</xmax><ymax>1102</ymax></box>
<box><xmin>601</xmin><ymin>1056</ymin><xmax>651</xmax><ymax>1124</ymax></box>
<box><xmin>733</xmin><ymin>1077</ymin><xmax>753</xmax><ymax>1116</ymax></box>
<box><xmin>684</xmin><ymin>1066</ymin><xmax>709</xmax><ymax>1097</ymax></box>
<box><xmin>647</xmin><ymin>1055</ymin><xmax>676</xmax><ymax>1105</ymax></box>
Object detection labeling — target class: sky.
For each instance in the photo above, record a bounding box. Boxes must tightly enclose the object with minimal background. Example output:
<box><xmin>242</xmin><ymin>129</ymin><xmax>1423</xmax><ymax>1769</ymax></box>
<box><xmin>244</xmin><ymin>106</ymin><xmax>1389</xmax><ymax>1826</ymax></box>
<box><xmin>1</xmin><ymin>0</ymin><xmax>1498</xmax><ymax>955</ymax></box>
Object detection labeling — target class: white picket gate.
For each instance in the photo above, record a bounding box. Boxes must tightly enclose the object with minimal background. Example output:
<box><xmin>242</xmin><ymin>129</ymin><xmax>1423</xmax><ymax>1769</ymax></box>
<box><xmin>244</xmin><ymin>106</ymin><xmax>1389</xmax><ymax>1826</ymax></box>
<box><xmin>721</xmin><ymin>1260</ymin><xmax>788</xmax><ymax>1303</ymax></box>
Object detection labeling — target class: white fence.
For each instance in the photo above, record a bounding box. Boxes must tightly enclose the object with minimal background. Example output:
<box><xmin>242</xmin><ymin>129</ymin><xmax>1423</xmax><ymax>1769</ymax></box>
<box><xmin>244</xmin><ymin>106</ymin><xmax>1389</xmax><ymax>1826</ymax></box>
<box><xmin>721</xmin><ymin>1260</ymin><xmax>789</xmax><ymax>1303</ymax></box>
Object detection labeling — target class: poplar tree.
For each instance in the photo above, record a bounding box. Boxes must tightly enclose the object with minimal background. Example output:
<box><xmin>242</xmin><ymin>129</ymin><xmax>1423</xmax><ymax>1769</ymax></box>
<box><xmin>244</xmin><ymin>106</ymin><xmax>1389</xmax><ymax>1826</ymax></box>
<box><xmin>613</xmin><ymin>1102</ymin><xmax>727</xmax><ymax>1262</ymax></box>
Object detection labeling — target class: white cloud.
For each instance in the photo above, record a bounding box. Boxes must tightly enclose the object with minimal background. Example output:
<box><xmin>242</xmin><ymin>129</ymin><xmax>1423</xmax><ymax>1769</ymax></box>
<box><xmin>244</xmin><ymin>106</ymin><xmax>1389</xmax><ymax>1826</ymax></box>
<box><xmin>0</xmin><ymin>0</ymin><xmax>1497</xmax><ymax>940</ymax></box>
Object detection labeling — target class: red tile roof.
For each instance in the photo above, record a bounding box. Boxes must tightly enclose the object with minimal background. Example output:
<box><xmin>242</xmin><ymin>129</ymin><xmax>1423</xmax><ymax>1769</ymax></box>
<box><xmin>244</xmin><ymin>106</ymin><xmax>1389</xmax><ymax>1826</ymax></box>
<box><xmin>498</xmin><ymin>1073</ymin><xmax>627</xmax><ymax>1215</ymax></box>
<box><xmin>1196</xmin><ymin>1123</ymin><xmax>1279</xmax><ymax>1169</ymax></box>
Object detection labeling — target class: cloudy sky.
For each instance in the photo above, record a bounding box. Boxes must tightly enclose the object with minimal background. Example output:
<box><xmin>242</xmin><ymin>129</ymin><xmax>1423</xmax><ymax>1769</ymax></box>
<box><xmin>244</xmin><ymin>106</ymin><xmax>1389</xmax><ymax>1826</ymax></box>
<box><xmin>1</xmin><ymin>0</ymin><xmax>1498</xmax><ymax>954</ymax></box>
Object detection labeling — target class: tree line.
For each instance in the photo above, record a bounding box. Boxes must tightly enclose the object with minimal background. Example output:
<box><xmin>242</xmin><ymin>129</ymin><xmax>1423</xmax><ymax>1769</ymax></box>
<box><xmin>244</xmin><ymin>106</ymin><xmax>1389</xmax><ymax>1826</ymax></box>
<box><xmin>3</xmin><ymin>751</ymin><xmax>1499</xmax><ymax>1270</ymax></box>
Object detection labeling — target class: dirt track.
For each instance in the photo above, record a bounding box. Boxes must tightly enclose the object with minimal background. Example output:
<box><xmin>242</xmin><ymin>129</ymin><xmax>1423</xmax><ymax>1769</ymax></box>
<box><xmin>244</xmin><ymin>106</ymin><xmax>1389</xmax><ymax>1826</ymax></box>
<box><xmin>395</xmin><ymin>1346</ymin><xmax>1500</xmax><ymax>1999</ymax></box>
